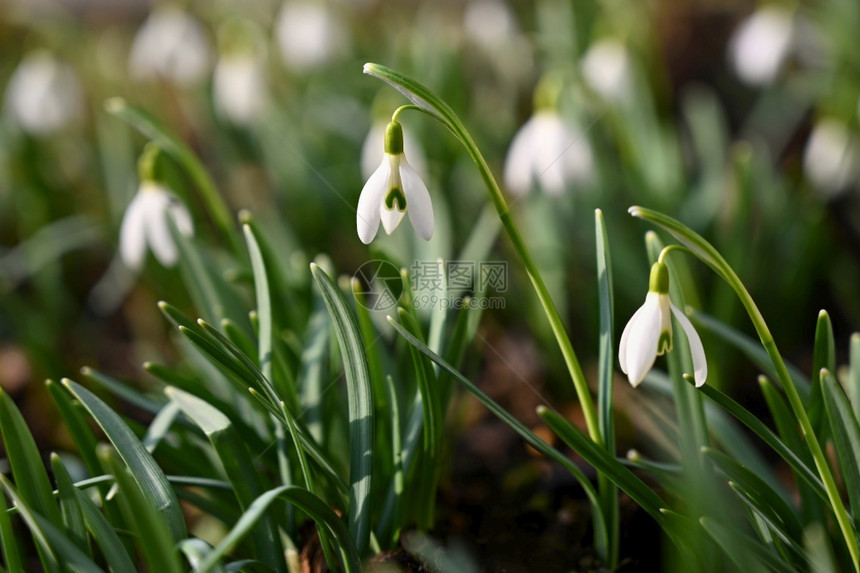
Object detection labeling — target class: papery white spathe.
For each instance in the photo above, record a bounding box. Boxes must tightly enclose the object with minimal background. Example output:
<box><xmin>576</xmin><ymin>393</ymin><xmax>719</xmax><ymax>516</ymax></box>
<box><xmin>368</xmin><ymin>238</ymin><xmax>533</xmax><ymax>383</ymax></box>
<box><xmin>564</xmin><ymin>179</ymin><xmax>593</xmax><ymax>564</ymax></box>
<box><xmin>3</xmin><ymin>51</ymin><xmax>83</xmax><ymax>136</ymax></box>
<box><xmin>728</xmin><ymin>6</ymin><xmax>794</xmax><ymax>87</ymax></box>
<box><xmin>803</xmin><ymin>119</ymin><xmax>858</xmax><ymax>198</ymax></box>
<box><xmin>619</xmin><ymin>264</ymin><xmax>707</xmax><ymax>388</ymax></box>
<box><xmin>503</xmin><ymin>111</ymin><xmax>594</xmax><ymax>197</ymax></box>
<box><xmin>119</xmin><ymin>182</ymin><xmax>194</xmax><ymax>271</ymax></box>
<box><xmin>581</xmin><ymin>39</ymin><xmax>632</xmax><ymax>103</ymax></box>
<box><xmin>129</xmin><ymin>6</ymin><xmax>212</xmax><ymax>86</ymax></box>
<box><xmin>276</xmin><ymin>1</ymin><xmax>347</xmax><ymax>72</ymax></box>
<box><xmin>213</xmin><ymin>54</ymin><xmax>267</xmax><ymax>125</ymax></box>
<box><xmin>357</xmin><ymin>122</ymin><xmax>433</xmax><ymax>244</ymax></box>
<box><xmin>360</xmin><ymin>121</ymin><xmax>427</xmax><ymax>181</ymax></box>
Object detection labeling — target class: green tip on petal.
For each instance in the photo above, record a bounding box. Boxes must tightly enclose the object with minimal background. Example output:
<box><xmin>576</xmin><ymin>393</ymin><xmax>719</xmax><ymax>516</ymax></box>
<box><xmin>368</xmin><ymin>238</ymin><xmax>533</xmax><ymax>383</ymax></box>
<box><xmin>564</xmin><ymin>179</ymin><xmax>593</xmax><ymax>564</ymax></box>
<box><xmin>648</xmin><ymin>262</ymin><xmax>670</xmax><ymax>294</ymax></box>
<box><xmin>384</xmin><ymin>186</ymin><xmax>406</xmax><ymax>211</ymax></box>
<box><xmin>384</xmin><ymin>120</ymin><xmax>404</xmax><ymax>155</ymax></box>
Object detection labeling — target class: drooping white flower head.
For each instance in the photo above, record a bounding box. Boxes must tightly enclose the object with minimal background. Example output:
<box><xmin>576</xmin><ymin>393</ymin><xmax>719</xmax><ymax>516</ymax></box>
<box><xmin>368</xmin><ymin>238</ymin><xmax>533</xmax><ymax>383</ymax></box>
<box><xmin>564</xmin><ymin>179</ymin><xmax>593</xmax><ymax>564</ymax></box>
<box><xmin>213</xmin><ymin>20</ymin><xmax>267</xmax><ymax>125</ymax></box>
<box><xmin>619</xmin><ymin>262</ymin><xmax>707</xmax><ymax>388</ymax></box>
<box><xmin>120</xmin><ymin>182</ymin><xmax>194</xmax><ymax>270</ymax></box>
<box><xmin>129</xmin><ymin>6</ymin><xmax>212</xmax><ymax>86</ymax></box>
<box><xmin>504</xmin><ymin>110</ymin><xmax>594</xmax><ymax>197</ymax></box>
<box><xmin>276</xmin><ymin>1</ymin><xmax>347</xmax><ymax>72</ymax></box>
<box><xmin>581</xmin><ymin>38</ymin><xmax>632</xmax><ymax>103</ymax></box>
<box><xmin>361</xmin><ymin>120</ymin><xmax>427</xmax><ymax>182</ymax></box>
<box><xmin>728</xmin><ymin>6</ymin><xmax>794</xmax><ymax>87</ymax></box>
<box><xmin>119</xmin><ymin>144</ymin><xmax>194</xmax><ymax>271</ymax></box>
<box><xmin>803</xmin><ymin>118</ymin><xmax>859</xmax><ymax>198</ymax></box>
<box><xmin>357</xmin><ymin>120</ymin><xmax>433</xmax><ymax>244</ymax></box>
<box><xmin>3</xmin><ymin>51</ymin><xmax>83</xmax><ymax>136</ymax></box>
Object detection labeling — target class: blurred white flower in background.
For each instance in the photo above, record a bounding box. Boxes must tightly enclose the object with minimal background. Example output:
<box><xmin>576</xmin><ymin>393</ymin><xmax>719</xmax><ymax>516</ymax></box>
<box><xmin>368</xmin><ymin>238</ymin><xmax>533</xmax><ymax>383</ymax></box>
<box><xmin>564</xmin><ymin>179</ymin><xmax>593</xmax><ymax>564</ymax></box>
<box><xmin>276</xmin><ymin>1</ymin><xmax>347</xmax><ymax>72</ymax></box>
<box><xmin>803</xmin><ymin>118</ymin><xmax>859</xmax><ymax>198</ymax></box>
<box><xmin>581</xmin><ymin>38</ymin><xmax>632</xmax><ymax>103</ymax></box>
<box><xmin>129</xmin><ymin>6</ymin><xmax>212</xmax><ymax>86</ymax></box>
<box><xmin>120</xmin><ymin>182</ymin><xmax>194</xmax><ymax>270</ymax></box>
<box><xmin>3</xmin><ymin>51</ymin><xmax>83</xmax><ymax>136</ymax></box>
<box><xmin>728</xmin><ymin>6</ymin><xmax>794</xmax><ymax>87</ymax></box>
<box><xmin>504</xmin><ymin>111</ymin><xmax>594</xmax><ymax>197</ymax></box>
<box><xmin>213</xmin><ymin>19</ymin><xmax>268</xmax><ymax>125</ymax></box>
<box><xmin>463</xmin><ymin>0</ymin><xmax>516</xmax><ymax>52</ymax></box>
<box><xmin>361</xmin><ymin>121</ymin><xmax>427</xmax><ymax>182</ymax></box>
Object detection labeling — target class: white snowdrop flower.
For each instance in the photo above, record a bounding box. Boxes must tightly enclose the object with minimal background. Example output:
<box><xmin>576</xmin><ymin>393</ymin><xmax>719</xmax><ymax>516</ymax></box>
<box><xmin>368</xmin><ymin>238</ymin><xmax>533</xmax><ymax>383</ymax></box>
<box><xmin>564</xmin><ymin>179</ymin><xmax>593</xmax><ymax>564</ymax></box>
<box><xmin>129</xmin><ymin>6</ymin><xmax>212</xmax><ymax>86</ymax></box>
<box><xmin>503</xmin><ymin>110</ymin><xmax>594</xmax><ymax>197</ymax></box>
<box><xmin>463</xmin><ymin>0</ymin><xmax>516</xmax><ymax>52</ymax></box>
<box><xmin>3</xmin><ymin>51</ymin><xmax>83</xmax><ymax>136</ymax></box>
<box><xmin>213</xmin><ymin>55</ymin><xmax>266</xmax><ymax>125</ymax></box>
<box><xmin>619</xmin><ymin>262</ymin><xmax>707</xmax><ymax>388</ymax></box>
<box><xmin>276</xmin><ymin>1</ymin><xmax>347</xmax><ymax>72</ymax></box>
<box><xmin>728</xmin><ymin>6</ymin><xmax>794</xmax><ymax>87</ymax></box>
<box><xmin>803</xmin><ymin>118</ymin><xmax>859</xmax><ymax>198</ymax></box>
<box><xmin>361</xmin><ymin>120</ymin><xmax>427</xmax><ymax>182</ymax></box>
<box><xmin>357</xmin><ymin>121</ymin><xmax>433</xmax><ymax>244</ymax></box>
<box><xmin>581</xmin><ymin>38</ymin><xmax>632</xmax><ymax>103</ymax></box>
<box><xmin>120</xmin><ymin>182</ymin><xmax>194</xmax><ymax>271</ymax></box>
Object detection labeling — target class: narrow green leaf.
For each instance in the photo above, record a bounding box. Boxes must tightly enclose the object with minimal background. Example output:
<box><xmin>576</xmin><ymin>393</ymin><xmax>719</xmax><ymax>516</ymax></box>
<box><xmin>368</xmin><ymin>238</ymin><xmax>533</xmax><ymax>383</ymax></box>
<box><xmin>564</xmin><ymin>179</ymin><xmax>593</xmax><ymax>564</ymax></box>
<box><xmin>0</xmin><ymin>478</ymin><xmax>25</xmax><ymax>573</ymax></box>
<box><xmin>0</xmin><ymin>474</ymin><xmax>58</xmax><ymax>572</ymax></box>
<box><xmin>595</xmin><ymin>209</ymin><xmax>619</xmax><ymax>568</ymax></box>
<box><xmin>73</xmin><ymin>487</ymin><xmax>137</xmax><ymax>573</ymax></box>
<box><xmin>99</xmin><ymin>446</ymin><xmax>182</xmax><ymax>573</ymax></box>
<box><xmin>0</xmin><ymin>387</ymin><xmax>62</xmax><ymax>528</ymax></box>
<box><xmin>243</xmin><ymin>224</ymin><xmax>274</xmax><ymax>382</ymax></box>
<box><xmin>62</xmin><ymin>378</ymin><xmax>187</xmax><ymax>541</ymax></box>
<box><xmin>693</xmin><ymin>311</ymin><xmax>810</xmax><ymax>399</ymax></box>
<box><xmin>80</xmin><ymin>366</ymin><xmax>165</xmax><ymax>415</ymax></box>
<box><xmin>809</xmin><ymin>310</ymin><xmax>836</xmax><ymax>429</ymax></box>
<box><xmin>538</xmin><ymin>406</ymin><xmax>666</xmax><ymax>521</ymax></box>
<box><xmin>297</xmin><ymin>294</ymin><xmax>330</xmax><ymax>445</ymax></box>
<box><xmin>166</xmin><ymin>386</ymin><xmax>286</xmax><ymax>571</ymax></box>
<box><xmin>2</xmin><ymin>474</ymin><xmax>103</xmax><ymax>573</ymax></box>
<box><xmin>821</xmin><ymin>369</ymin><xmax>860</xmax><ymax>532</ymax></box>
<box><xmin>703</xmin><ymin>448</ymin><xmax>803</xmax><ymax>544</ymax></box>
<box><xmin>695</xmin><ymin>381</ymin><xmax>826</xmax><ymax>502</ymax></box>
<box><xmin>849</xmin><ymin>333</ymin><xmax>860</xmax><ymax>421</ymax></box>
<box><xmin>699</xmin><ymin>516</ymin><xmax>791</xmax><ymax>573</ymax></box>
<box><xmin>386</xmin><ymin>316</ymin><xmax>614</xmax><ymax>547</ymax></box>
<box><xmin>311</xmin><ymin>263</ymin><xmax>375</xmax><ymax>555</ymax></box>
<box><xmin>197</xmin><ymin>486</ymin><xmax>361</xmax><ymax>573</ymax></box>
<box><xmin>49</xmin><ymin>454</ymin><xmax>88</xmax><ymax>554</ymax></box>
<box><xmin>178</xmin><ymin>538</ymin><xmax>226</xmax><ymax>572</ymax></box>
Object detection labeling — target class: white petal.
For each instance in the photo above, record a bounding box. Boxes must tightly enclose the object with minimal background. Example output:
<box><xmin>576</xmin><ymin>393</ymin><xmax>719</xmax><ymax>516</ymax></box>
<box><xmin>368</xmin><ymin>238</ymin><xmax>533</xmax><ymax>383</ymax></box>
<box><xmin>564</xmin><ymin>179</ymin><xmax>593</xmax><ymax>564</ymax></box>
<box><xmin>143</xmin><ymin>192</ymin><xmax>179</xmax><ymax>266</ymax></box>
<box><xmin>619</xmin><ymin>301</ymin><xmax>648</xmax><ymax>374</ymax></box>
<box><xmin>118</xmin><ymin>192</ymin><xmax>149</xmax><ymax>271</ymax></box>
<box><xmin>401</xmin><ymin>158</ymin><xmax>434</xmax><ymax>240</ymax></box>
<box><xmin>380</xmin><ymin>205</ymin><xmax>405</xmax><ymax>235</ymax></box>
<box><xmin>166</xmin><ymin>195</ymin><xmax>194</xmax><ymax>237</ymax></box>
<box><xmin>670</xmin><ymin>303</ymin><xmax>708</xmax><ymax>387</ymax></box>
<box><xmin>503</xmin><ymin>117</ymin><xmax>539</xmax><ymax>196</ymax></box>
<box><xmin>622</xmin><ymin>293</ymin><xmax>664</xmax><ymax>388</ymax></box>
<box><xmin>356</xmin><ymin>159</ymin><xmax>389</xmax><ymax>244</ymax></box>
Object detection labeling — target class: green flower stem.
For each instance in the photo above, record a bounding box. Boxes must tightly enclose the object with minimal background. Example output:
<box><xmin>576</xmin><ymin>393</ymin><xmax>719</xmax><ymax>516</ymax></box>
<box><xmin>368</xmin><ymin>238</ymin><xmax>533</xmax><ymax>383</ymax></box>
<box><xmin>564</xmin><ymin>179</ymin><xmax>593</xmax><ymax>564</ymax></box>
<box><xmin>630</xmin><ymin>206</ymin><xmax>859</xmax><ymax>571</ymax></box>
<box><xmin>105</xmin><ymin>97</ymin><xmax>242</xmax><ymax>256</ymax></box>
<box><xmin>364</xmin><ymin>63</ymin><xmax>600</xmax><ymax>443</ymax></box>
